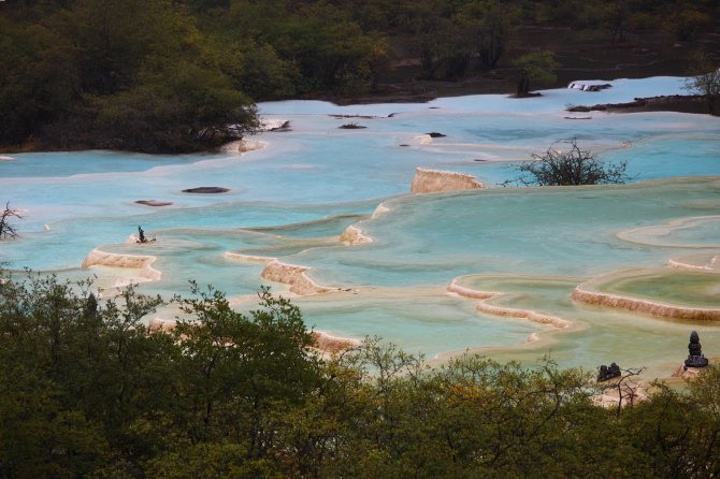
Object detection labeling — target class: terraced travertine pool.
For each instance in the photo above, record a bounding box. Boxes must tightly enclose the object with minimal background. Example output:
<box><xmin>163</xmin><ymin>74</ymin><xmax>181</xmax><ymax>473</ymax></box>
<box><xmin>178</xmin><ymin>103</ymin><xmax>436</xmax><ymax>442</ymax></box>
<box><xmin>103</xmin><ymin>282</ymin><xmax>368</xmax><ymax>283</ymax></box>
<box><xmin>1</xmin><ymin>76</ymin><xmax>719</xmax><ymax>380</ymax></box>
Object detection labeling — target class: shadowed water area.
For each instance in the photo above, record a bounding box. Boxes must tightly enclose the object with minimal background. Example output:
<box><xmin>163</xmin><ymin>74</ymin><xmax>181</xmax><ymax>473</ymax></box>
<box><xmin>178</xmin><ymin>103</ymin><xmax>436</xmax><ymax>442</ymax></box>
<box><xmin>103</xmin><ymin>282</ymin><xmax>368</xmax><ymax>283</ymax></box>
<box><xmin>2</xmin><ymin>77</ymin><xmax>719</xmax><ymax>380</ymax></box>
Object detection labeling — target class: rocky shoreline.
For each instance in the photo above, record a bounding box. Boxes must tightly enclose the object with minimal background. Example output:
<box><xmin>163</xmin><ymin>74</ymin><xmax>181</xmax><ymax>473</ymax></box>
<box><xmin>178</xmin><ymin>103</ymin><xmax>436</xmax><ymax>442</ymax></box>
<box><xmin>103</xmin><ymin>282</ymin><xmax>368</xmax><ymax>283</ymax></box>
<box><xmin>567</xmin><ymin>94</ymin><xmax>712</xmax><ymax>115</ymax></box>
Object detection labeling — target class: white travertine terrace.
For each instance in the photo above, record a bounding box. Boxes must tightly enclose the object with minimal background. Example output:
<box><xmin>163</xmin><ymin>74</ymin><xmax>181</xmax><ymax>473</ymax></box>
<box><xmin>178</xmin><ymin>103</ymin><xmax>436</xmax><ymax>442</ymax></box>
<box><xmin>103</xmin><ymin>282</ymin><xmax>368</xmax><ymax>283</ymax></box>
<box><xmin>447</xmin><ymin>279</ymin><xmax>571</xmax><ymax>329</ymax></box>
<box><xmin>259</xmin><ymin>118</ymin><xmax>289</xmax><ymax>131</ymax></box>
<box><xmin>446</xmin><ymin>280</ymin><xmax>496</xmax><ymax>300</ymax></box>
<box><xmin>146</xmin><ymin>317</ymin><xmax>358</xmax><ymax>353</ymax></box>
<box><xmin>668</xmin><ymin>254</ymin><xmax>719</xmax><ymax>272</ymax></box>
<box><xmin>239</xmin><ymin>140</ymin><xmax>266</xmax><ymax>152</ymax></box>
<box><xmin>475</xmin><ymin>302</ymin><xmax>572</xmax><ymax>328</ymax></box>
<box><xmin>616</xmin><ymin>215</ymin><xmax>720</xmax><ymax>248</ymax></box>
<box><xmin>410</xmin><ymin>167</ymin><xmax>484</xmax><ymax>194</ymax></box>
<box><xmin>311</xmin><ymin>331</ymin><xmax>361</xmax><ymax>353</ymax></box>
<box><xmin>339</xmin><ymin>225</ymin><xmax>373</xmax><ymax>245</ymax></box>
<box><xmin>593</xmin><ymin>382</ymin><xmax>648</xmax><ymax>409</ymax></box>
<box><xmin>82</xmin><ymin>248</ymin><xmax>161</xmax><ymax>282</ymax></box>
<box><xmin>571</xmin><ymin>284</ymin><xmax>720</xmax><ymax>321</ymax></box>
<box><xmin>414</xmin><ymin>134</ymin><xmax>434</xmax><ymax>145</ymax></box>
<box><xmin>148</xmin><ymin>317</ymin><xmax>178</xmax><ymax>333</ymax></box>
<box><xmin>261</xmin><ymin>260</ymin><xmax>330</xmax><ymax>295</ymax></box>
<box><xmin>372</xmin><ymin>203</ymin><xmax>390</xmax><ymax>218</ymax></box>
<box><xmin>219</xmin><ymin>139</ymin><xmax>267</xmax><ymax>154</ymax></box>
<box><xmin>223</xmin><ymin>251</ymin><xmax>276</xmax><ymax>263</ymax></box>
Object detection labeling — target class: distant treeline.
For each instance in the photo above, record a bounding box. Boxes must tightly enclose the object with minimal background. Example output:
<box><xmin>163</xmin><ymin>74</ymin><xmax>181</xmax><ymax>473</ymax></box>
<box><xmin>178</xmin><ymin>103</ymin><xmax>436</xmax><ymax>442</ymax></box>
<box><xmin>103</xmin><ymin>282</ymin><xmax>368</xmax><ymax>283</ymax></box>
<box><xmin>2</xmin><ymin>272</ymin><xmax>720</xmax><ymax>478</ymax></box>
<box><xmin>1</xmin><ymin>0</ymin><xmax>717</xmax><ymax>152</ymax></box>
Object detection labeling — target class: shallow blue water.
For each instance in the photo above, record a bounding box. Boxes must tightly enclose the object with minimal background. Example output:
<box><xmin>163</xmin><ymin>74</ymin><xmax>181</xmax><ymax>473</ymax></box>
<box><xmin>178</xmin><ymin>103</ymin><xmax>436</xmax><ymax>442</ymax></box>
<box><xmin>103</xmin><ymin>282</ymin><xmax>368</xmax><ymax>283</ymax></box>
<box><xmin>1</xmin><ymin>76</ymin><xmax>719</xmax><ymax>375</ymax></box>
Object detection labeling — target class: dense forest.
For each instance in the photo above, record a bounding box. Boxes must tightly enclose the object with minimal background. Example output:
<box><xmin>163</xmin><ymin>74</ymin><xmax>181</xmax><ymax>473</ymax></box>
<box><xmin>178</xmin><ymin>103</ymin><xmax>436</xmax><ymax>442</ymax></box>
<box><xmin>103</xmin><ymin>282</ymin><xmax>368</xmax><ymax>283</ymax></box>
<box><xmin>1</xmin><ymin>272</ymin><xmax>720</xmax><ymax>478</ymax></box>
<box><xmin>1</xmin><ymin>0</ymin><xmax>718</xmax><ymax>153</ymax></box>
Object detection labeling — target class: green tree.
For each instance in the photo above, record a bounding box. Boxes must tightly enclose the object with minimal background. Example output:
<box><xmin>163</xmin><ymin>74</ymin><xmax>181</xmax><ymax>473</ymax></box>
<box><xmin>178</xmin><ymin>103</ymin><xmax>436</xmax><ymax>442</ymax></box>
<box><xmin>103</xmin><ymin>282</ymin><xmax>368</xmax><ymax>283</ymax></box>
<box><xmin>621</xmin><ymin>383</ymin><xmax>712</xmax><ymax>478</ymax></box>
<box><xmin>456</xmin><ymin>0</ymin><xmax>518</xmax><ymax>70</ymax></box>
<box><xmin>227</xmin><ymin>1</ymin><xmax>389</xmax><ymax>94</ymax></box>
<box><xmin>666</xmin><ymin>1</ymin><xmax>712</xmax><ymax>42</ymax></box>
<box><xmin>396</xmin><ymin>0</ymin><xmax>468</xmax><ymax>81</ymax></box>
<box><xmin>0</xmin><ymin>17</ymin><xmax>79</xmax><ymax>147</ymax></box>
<box><xmin>96</xmin><ymin>58</ymin><xmax>258</xmax><ymax>152</ymax></box>
<box><xmin>223</xmin><ymin>40</ymin><xmax>300</xmax><ymax>101</ymax></box>
<box><xmin>0</xmin><ymin>273</ymin><xmax>168</xmax><ymax>476</ymax></box>
<box><xmin>0</xmin><ymin>0</ymin><xmax>260</xmax><ymax>153</ymax></box>
<box><xmin>171</xmin><ymin>285</ymin><xmax>321</xmax><ymax>456</ymax></box>
<box><xmin>0</xmin><ymin>365</ymin><xmax>111</xmax><ymax>478</ymax></box>
<box><xmin>144</xmin><ymin>443</ymin><xmax>279</xmax><ymax>479</ymax></box>
<box><xmin>514</xmin><ymin>50</ymin><xmax>560</xmax><ymax>97</ymax></box>
<box><xmin>685</xmin><ymin>52</ymin><xmax>720</xmax><ymax>116</ymax></box>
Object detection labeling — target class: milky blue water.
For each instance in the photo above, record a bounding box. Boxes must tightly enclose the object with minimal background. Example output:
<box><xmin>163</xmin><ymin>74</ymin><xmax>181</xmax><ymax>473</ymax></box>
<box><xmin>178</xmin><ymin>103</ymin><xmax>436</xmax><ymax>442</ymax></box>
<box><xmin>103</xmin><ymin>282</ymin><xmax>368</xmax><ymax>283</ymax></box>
<box><xmin>2</xmin><ymin>76</ymin><xmax>719</xmax><ymax>378</ymax></box>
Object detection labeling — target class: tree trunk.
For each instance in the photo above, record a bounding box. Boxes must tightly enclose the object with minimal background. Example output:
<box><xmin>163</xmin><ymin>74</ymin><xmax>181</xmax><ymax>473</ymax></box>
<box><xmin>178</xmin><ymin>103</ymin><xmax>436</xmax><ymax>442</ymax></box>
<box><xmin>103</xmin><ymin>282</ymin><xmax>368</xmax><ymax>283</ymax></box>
<box><xmin>516</xmin><ymin>77</ymin><xmax>529</xmax><ymax>97</ymax></box>
<box><xmin>708</xmin><ymin>95</ymin><xmax>719</xmax><ymax>116</ymax></box>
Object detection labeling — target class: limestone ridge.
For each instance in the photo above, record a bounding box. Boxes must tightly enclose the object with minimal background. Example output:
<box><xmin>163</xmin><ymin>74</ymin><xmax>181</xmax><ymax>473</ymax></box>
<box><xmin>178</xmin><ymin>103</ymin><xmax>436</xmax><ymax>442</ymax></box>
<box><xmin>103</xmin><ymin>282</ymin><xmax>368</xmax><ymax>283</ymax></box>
<box><xmin>571</xmin><ymin>286</ymin><xmax>720</xmax><ymax>321</ymax></box>
<box><xmin>447</xmin><ymin>278</ymin><xmax>571</xmax><ymax>330</ymax></box>
<box><xmin>411</xmin><ymin>168</ymin><xmax>484</xmax><ymax>194</ymax></box>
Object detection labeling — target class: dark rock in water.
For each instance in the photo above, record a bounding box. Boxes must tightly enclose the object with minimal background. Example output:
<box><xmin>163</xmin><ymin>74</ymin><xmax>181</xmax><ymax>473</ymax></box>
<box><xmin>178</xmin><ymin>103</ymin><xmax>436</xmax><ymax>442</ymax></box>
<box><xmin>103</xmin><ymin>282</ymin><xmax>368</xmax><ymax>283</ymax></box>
<box><xmin>426</xmin><ymin>132</ymin><xmax>446</xmax><ymax>138</ymax></box>
<box><xmin>136</xmin><ymin>200</ymin><xmax>173</xmax><ymax>207</ymax></box>
<box><xmin>182</xmin><ymin>187</ymin><xmax>230</xmax><ymax>194</ymax></box>
<box><xmin>566</xmin><ymin>95</ymin><xmax>709</xmax><ymax>115</ymax></box>
<box><xmin>685</xmin><ymin>330</ymin><xmax>709</xmax><ymax>368</ymax></box>
<box><xmin>598</xmin><ymin>362</ymin><xmax>622</xmax><ymax>382</ymax></box>
<box><xmin>330</xmin><ymin>114</ymin><xmax>376</xmax><ymax>119</ymax></box>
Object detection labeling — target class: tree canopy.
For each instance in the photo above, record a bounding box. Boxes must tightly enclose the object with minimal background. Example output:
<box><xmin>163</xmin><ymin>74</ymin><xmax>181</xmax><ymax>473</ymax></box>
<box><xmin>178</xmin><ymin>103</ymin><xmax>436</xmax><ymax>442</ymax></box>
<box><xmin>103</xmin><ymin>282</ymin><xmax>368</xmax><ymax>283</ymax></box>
<box><xmin>1</xmin><ymin>0</ymin><xmax>718</xmax><ymax>152</ymax></box>
<box><xmin>514</xmin><ymin>50</ymin><xmax>560</xmax><ymax>97</ymax></box>
<box><xmin>684</xmin><ymin>52</ymin><xmax>720</xmax><ymax>116</ymax></box>
<box><xmin>3</xmin><ymin>271</ymin><xmax>720</xmax><ymax>477</ymax></box>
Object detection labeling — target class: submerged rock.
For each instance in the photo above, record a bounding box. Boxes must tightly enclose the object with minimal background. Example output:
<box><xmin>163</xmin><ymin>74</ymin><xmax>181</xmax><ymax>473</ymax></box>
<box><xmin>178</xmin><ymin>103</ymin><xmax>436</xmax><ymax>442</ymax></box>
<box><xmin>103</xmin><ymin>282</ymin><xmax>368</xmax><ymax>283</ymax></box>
<box><xmin>182</xmin><ymin>187</ymin><xmax>230</xmax><ymax>194</ymax></box>
<box><xmin>136</xmin><ymin>200</ymin><xmax>173</xmax><ymax>207</ymax></box>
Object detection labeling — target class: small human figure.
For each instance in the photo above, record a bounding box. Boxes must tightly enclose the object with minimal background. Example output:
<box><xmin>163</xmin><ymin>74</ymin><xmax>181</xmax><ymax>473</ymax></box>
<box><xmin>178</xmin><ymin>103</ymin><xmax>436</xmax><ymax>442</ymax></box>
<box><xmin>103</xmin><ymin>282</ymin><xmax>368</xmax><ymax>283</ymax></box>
<box><xmin>138</xmin><ymin>225</ymin><xmax>147</xmax><ymax>244</ymax></box>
